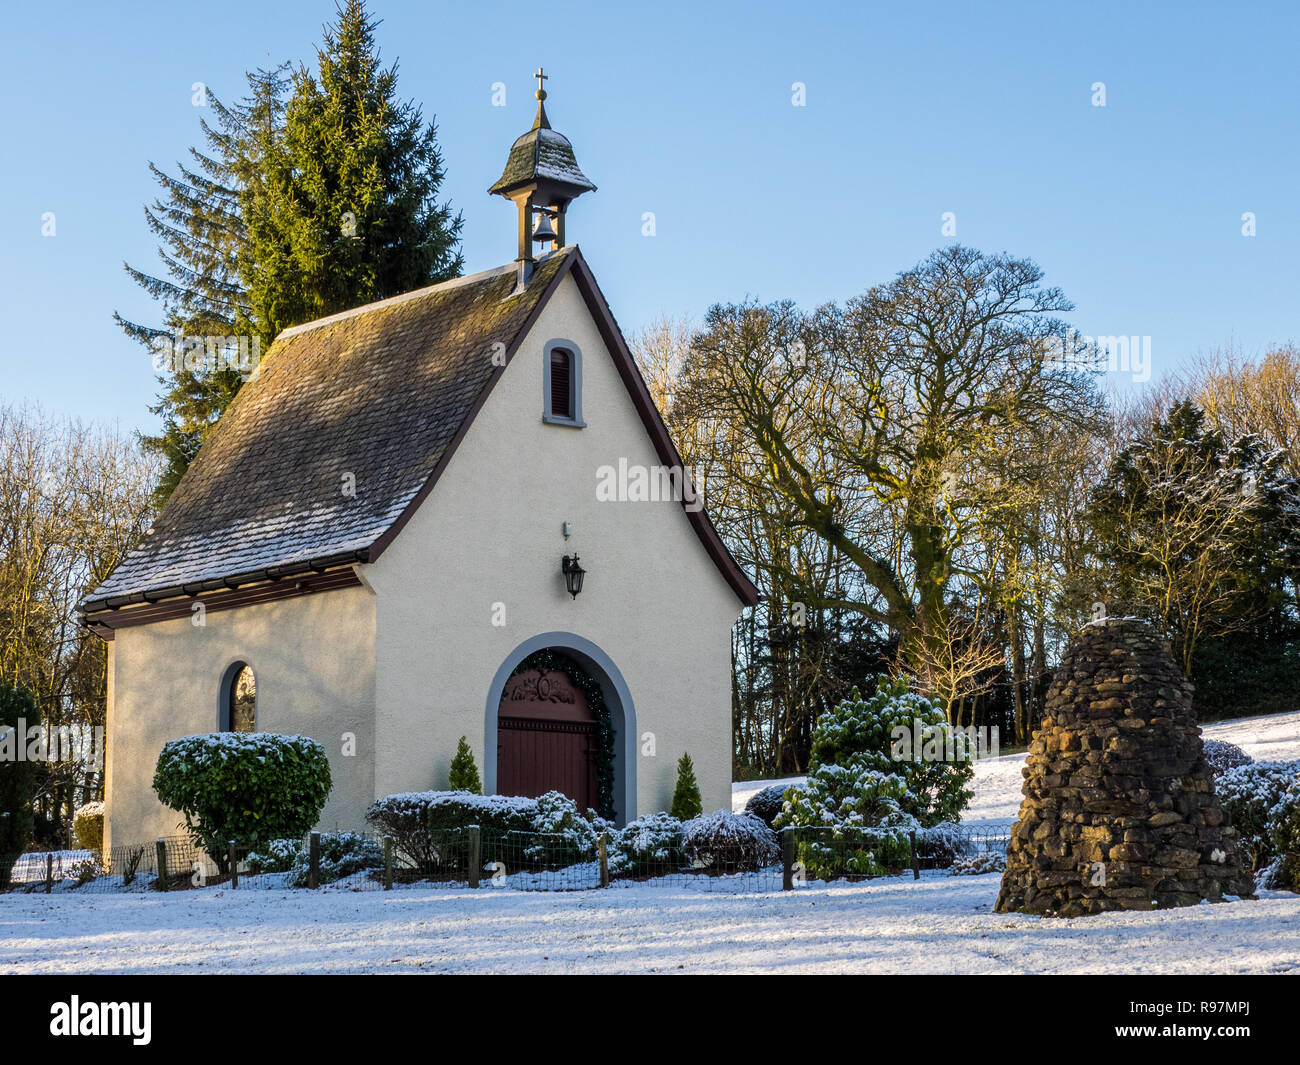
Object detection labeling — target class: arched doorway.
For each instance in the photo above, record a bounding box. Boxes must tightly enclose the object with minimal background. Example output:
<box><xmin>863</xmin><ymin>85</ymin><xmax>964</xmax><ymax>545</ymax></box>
<box><xmin>498</xmin><ymin>658</ymin><xmax>598</xmax><ymax>811</ymax></box>
<box><xmin>484</xmin><ymin>632</ymin><xmax>636</xmax><ymax>825</ymax></box>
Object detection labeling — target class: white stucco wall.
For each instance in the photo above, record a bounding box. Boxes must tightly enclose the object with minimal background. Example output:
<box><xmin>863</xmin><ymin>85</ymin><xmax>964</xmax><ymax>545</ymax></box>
<box><xmin>364</xmin><ymin>271</ymin><xmax>743</xmax><ymax>819</ymax></box>
<box><xmin>103</xmin><ymin>586</ymin><xmax>376</xmax><ymax>850</ymax></box>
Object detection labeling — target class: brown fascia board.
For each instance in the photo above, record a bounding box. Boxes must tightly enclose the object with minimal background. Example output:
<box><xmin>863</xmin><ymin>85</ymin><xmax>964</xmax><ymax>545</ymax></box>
<box><xmin>84</xmin><ymin>566</ymin><xmax>364</xmax><ymax>638</ymax></box>
<box><xmin>79</xmin><ymin>549</ymin><xmax>370</xmax><ymax>617</ymax></box>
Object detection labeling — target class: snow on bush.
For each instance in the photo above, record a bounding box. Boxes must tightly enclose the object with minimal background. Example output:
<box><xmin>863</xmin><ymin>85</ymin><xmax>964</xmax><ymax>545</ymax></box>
<box><xmin>1203</xmin><ymin>739</ymin><xmax>1253</xmax><ymax>777</ymax></box>
<box><xmin>1266</xmin><ymin>780</ymin><xmax>1300</xmax><ymax>892</ymax></box>
<box><xmin>951</xmin><ymin>851</ymin><xmax>1005</xmax><ymax>876</ymax></box>
<box><xmin>366</xmin><ymin>790</ymin><xmax>536</xmax><ymax>874</ymax></box>
<box><xmin>681</xmin><ymin>810</ymin><xmax>779</xmax><ymax>872</ymax></box>
<box><xmin>921</xmin><ymin>821</ymin><xmax>972</xmax><ymax>867</ymax></box>
<box><xmin>245</xmin><ymin>832</ymin><xmax>383</xmax><ymax>887</ymax></box>
<box><xmin>742</xmin><ymin>784</ymin><xmax>789</xmax><ymax>828</ymax></box>
<box><xmin>610</xmin><ymin>813</ymin><xmax>685</xmax><ymax>876</ymax></box>
<box><xmin>773</xmin><ymin>764</ymin><xmax>920</xmax><ymax>879</ymax></box>
<box><xmin>244</xmin><ymin>838</ymin><xmax>300</xmax><ymax>875</ymax></box>
<box><xmin>152</xmin><ymin>733</ymin><xmax>331</xmax><ymax>871</ymax></box>
<box><xmin>1216</xmin><ymin>760</ymin><xmax>1300</xmax><ymax>868</ymax></box>
<box><xmin>73</xmin><ymin>801</ymin><xmax>105</xmax><ymax>853</ymax></box>
<box><xmin>367</xmin><ymin>790</ymin><xmax>611</xmax><ymax>874</ymax></box>
<box><xmin>806</xmin><ymin>677</ymin><xmax>973</xmax><ymax>826</ymax></box>
<box><xmin>519</xmin><ymin>791</ymin><xmax>599</xmax><ymax>867</ymax></box>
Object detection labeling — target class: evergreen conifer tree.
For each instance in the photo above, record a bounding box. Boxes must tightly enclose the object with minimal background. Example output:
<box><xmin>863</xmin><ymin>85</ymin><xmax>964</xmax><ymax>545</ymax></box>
<box><xmin>670</xmin><ymin>753</ymin><xmax>703</xmax><ymax>821</ymax></box>
<box><xmin>448</xmin><ymin>736</ymin><xmax>482</xmax><ymax>794</ymax></box>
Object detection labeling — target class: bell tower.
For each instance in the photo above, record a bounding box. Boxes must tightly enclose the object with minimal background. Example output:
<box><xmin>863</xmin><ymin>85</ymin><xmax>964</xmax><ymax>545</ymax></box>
<box><xmin>490</xmin><ymin>68</ymin><xmax>596</xmax><ymax>289</ymax></box>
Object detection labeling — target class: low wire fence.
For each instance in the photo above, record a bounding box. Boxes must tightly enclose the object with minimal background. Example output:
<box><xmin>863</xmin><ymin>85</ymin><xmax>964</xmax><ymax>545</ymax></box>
<box><xmin>2</xmin><ymin>823</ymin><xmax>1008</xmax><ymax>896</ymax></box>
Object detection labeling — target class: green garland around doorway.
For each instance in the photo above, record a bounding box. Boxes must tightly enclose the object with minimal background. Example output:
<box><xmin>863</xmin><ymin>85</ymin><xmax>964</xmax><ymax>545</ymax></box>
<box><xmin>509</xmin><ymin>649</ymin><xmax>616</xmax><ymax>820</ymax></box>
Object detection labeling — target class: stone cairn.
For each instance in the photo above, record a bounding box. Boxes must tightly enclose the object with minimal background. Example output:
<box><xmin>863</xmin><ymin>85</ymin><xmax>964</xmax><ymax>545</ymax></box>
<box><xmin>995</xmin><ymin>618</ymin><xmax>1253</xmax><ymax>917</ymax></box>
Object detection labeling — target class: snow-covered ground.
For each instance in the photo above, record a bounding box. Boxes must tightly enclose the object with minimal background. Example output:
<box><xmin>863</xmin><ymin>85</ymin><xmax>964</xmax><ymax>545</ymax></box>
<box><xmin>3</xmin><ymin>710</ymin><xmax>1297</xmax><ymax>974</ymax></box>
<box><xmin>1</xmin><ymin>872</ymin><xmax>1297</xmax><ymax>974</ymax></box>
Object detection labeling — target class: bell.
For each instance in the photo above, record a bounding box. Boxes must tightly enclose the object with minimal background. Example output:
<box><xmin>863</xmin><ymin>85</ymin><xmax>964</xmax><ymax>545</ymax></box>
<box><xmin>532</xmin><ymin>209</ymin><xmax>558</xmax><ymax>246</ymax></box>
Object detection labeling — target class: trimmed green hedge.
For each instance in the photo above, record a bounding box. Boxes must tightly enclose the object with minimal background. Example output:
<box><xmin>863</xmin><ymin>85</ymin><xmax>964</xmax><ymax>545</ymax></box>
<box><xmin>153</xmin><ymin>732</ymin><xmax>331</xmax><ymax>871</ymax></box>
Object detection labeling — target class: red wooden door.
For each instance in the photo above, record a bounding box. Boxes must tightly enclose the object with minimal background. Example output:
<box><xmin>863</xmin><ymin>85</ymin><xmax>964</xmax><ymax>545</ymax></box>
<box><xmin>497</xmin><ymin>668</ymin><xmax>596</xmax><ymax>810</ymax></box>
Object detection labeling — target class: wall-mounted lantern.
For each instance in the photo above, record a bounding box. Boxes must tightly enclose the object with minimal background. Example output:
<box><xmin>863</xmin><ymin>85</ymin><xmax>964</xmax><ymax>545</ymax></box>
<box><xmin>561</xmin><ymin>554</ymin><xmax>586</xmax><ymax>599</ymax></box>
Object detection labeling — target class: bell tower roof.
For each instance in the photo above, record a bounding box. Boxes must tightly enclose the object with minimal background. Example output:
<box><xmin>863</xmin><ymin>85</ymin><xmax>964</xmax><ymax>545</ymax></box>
<box><xmin>489</xmin><ymin>69</ymin><xmax>596</xmax><ymax>199</ymax></box>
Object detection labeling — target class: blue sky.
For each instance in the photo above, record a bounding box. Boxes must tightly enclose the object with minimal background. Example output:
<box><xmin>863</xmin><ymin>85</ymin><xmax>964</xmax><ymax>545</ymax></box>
<box><xmin>2</xmin><ymin>0</ymin><xmax>1297</xmax><ymax>435</ymax></box>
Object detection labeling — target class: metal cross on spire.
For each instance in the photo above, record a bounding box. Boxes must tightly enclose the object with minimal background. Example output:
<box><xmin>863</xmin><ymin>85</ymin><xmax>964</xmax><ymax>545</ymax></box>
<box><xmin>534</xmin><ymin>67</ymin><xmax>548</xmax><ymax>100</ymax></box>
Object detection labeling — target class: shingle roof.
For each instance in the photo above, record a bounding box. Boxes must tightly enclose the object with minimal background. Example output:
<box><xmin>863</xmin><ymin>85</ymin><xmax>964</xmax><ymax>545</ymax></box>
<box><xmin>83</xmin><ymin>251</ymin><xmax>573</xmax><ymax>611</ymax></box>
<box><xmin>489</xmin><ymin>103</ymin><xmax>596</xmax><ymax>198</ymax></box>
<box><xmin>83</xmin><ymin>245</ymin><xmax>759</xmax><ymax>616</ymax></box>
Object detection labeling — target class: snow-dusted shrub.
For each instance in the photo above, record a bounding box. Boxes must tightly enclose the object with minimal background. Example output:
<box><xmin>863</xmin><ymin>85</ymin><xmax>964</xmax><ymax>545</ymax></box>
<box><xmin>610</xmin><ymin>813</ymin><xmax>686</xmax><ymax>877</ymax></box>
<box><xmin>1216</xmin><ymin>760</ymin><xmax>1300</xmax><ymax>868</ymax></box>
<box><xmin>951</xmin><ymin>851</ymin><xmax>1005</xmax><ymax>876</ymax></box>
<box><xmin>73</xmin><ymin>801</ymin><xmax>105</xmax><ymax>853</ymax></box>
<box><xmin>302</xmin><ymin>832</ymin><xmax>383</xmax><ymax>886</ymax></box>
<box><xmin>1203</xmin><ymin>739</ymin><xmax>1253</xmax><ymax>777</ymax></box>
<box><xmin>245</xmin><ymin>832</ymin><xmax>383</xmax><ymax>886</ymax></box>
<box><xmin>681</xmin><ymin>810</ymin><xmax>779</xmax><ymax>872</ymax></box>
<box><xmin>243</xmin><ymin>838</ymin><xmax>301</xmax><ymax>875</ymax></box>
<box><xmin>743</xmin><ymin>784</ymin><xmax>790</xmax><ymax>828</ymax></box>
<box><xmin>807</xmin><ymin>677</ymin><xmax>973</xmax><ymax>826</ymax></box>
<box><xmin>517</xmin><ymin>791</ymin><xmax>599</xmax><ymax>868</ymax></box>
<box><xmin>366</xmin><ymin>790</ymin><xmax>537</xmax><ymax>874</ymax></box>
<box><xmin>69</xmin><ymin>857</ymin><xmax>103</xmax><ymax>886</ymax></box>
<box><xmin>773</xmin><ymin>763</ymin><xmax>920</xmax><ymax>878</ymax></box>
<box><xmin>152</xmin><ymin>733</ymin><xmax>332</xmax><ymax>871</ymax></box>
<box><xmin>920</xmin><ymin>821</ymin><xmax>972</xmax><ymax>868</ymax></box>
<box><xmin>1266</xmin><ymin>780</ymin><xmax>1300</xmax><ymax>892</ymax></box>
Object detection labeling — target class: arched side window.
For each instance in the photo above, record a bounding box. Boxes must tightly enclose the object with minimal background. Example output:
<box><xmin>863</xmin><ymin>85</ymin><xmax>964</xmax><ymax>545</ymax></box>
<box><xmin>542</xmin><ymin>339</ymin><xmax>584</xmax><ymax>427</ymax></box>
<box><xmin>219</xmin><ymin>662</ymin><xmax>256</xmax><ymax>733</ymax></box>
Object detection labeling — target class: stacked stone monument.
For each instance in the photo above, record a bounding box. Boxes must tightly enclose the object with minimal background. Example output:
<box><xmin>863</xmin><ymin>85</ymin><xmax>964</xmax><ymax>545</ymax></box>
<box><xmin>995</xmin><ymin>617</ymin><xmax>1253</xmax><ymax>916</ymax></box>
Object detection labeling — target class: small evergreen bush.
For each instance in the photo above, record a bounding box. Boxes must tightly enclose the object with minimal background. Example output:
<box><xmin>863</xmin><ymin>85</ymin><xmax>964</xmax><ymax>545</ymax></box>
<box><xmin>1216</xmin><ymin>760</ymin><xmax>1300</xmax><ymax>869</ymax></box>
<box><xmin>808</xmin><ymin>677</ymin><xmax>973</xmax><ymax>826</ymax></box>
<box><xmin>742</xmin><ymin>784</ymin><xmax>790</xmax><ymax>828</ymax></box>
<box><xmin>519</xmin><ymin>790</ymin><xmax>599</xmax><ymax>867</ymax></box>
<box><xmin>1203</xmin><ymin>739</ymin><xmax>1253</xmax><ymax>777</ymax></box>
<box><xmin>447</xmin><ymin>736</ymin><xmax>482</xmax><ymax>793</ymax></box>
<box><xmin>669</xmin><ymin>753</ymin><xmax>703</xmax><ymax>821</ymax></box>
<box><xmin>681</xmin><ymin>810</ymin><xmax>779</xmax><ymax>872</ymax></box>
<box><xmin>245</xmin><ymin>832</ymin><xmax>383</xmax><ymax>886</ymax></box>
<box><xmin>1266</xmin><ymin>781</ymin><xmax>1300</xmax><ymax>892</ymax></box>
<box><xmin>773</xmin><ymin>763</ymin><xmax>920</xmax><ymax>879</ymax></box>
<box><xmin>610</xmin><ymin>813</ymin><xmax>685</xmax><ymax>877</ymax></box>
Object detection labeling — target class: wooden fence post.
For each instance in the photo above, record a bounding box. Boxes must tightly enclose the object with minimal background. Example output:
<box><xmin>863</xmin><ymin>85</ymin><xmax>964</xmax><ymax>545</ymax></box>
<box><xmin>782</xmin><ymin>828</ymin><xmax>795</xmax><ymax>891</ymax></box>
<box><xmin>229</xmin><ymin>841</ymin><xmax>238</xmax><ymax>888</ymax></box>
<box><xmin>45</xmin><ymin>853</ymin><xmax>53</xmax><ymax>894</ymax></box>
<box><xmin>468</xmin><ymin>826</ymin><xmax>481</xmax><ymax>889</ymax></box>
<box><xmin>383</xmin><ymin>836</ymin><xmax>393</xmax><ymax>890</ymax></box>
<box><xmin>155</xmin><ymin>839</ymin><xmax>168</xmax><ymax>891</ymax></box>
<box><xmin>910</xmin><ymin>831</ymin><xmax>920</xmax><ymax>880</ymax></box>
<box><xmin>598</xmin><ymin>832</ymin><xmax>609</xmax><ymax>888</ymax></box>
<box><xmin>308</xmin><ymin>832</ymin><xmax>320</xmax><ymax>889</ymax></box>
